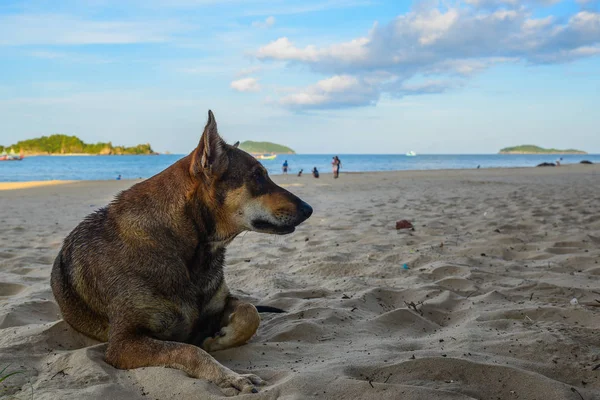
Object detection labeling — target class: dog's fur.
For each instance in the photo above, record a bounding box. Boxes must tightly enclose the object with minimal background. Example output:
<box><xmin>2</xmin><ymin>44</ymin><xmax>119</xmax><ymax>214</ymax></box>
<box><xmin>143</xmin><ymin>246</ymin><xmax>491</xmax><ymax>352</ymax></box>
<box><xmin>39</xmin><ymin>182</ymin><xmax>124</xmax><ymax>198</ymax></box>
<box><xmin>50</xmin><ymin>111</ymin><xmax>312</xmax><ymax>395</ymax></box>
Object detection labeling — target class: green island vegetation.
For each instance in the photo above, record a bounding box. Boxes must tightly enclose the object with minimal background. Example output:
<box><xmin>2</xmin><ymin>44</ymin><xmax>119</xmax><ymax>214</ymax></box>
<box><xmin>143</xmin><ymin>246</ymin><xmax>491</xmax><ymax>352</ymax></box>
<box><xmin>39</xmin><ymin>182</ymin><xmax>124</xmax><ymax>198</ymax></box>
<box><xmin>499</xmin><ymin>145</ymin><xmax>587</xmax><ymax>155</ymax></box>
<box><xmin>239</xmin><ymin>141</ymin><xmax>295</xmax><ymax>154</ymax></box>
<box><xmin>0</xmin><ymin>134</ymin><xmax>156</xmax><ymax>155</ymax></box>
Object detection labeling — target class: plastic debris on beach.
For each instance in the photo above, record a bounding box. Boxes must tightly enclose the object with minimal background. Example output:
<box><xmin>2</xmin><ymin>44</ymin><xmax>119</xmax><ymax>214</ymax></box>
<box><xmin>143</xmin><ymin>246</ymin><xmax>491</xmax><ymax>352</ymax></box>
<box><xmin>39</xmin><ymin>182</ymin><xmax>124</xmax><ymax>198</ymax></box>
<box><xmin>396</xmin><ymin>220</ymin><xmax>414</xmax><ymax>230</ymax></box>
<box><xmin>570</xmin><ymin>298</ymin><xmax>578</xmax><ymax>305</ymax></box>
<box><xmin>402</xmin><ymin>264</ymin><xmax>409</xmax><ymax>270</ymax></box>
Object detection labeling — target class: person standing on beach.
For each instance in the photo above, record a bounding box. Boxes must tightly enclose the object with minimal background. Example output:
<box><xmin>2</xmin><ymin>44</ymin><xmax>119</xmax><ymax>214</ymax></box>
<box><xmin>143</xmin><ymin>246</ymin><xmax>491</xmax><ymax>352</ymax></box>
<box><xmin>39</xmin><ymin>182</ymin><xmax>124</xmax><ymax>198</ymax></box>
<box><xmin>282</xmin><ymin>160</ymin><xmax>289</xmax><ymax>174</ymax></box>
<box><xmin>332</xmin><ymin>156</ymin><xmax>341</xmax><ymax>178</ymax></box>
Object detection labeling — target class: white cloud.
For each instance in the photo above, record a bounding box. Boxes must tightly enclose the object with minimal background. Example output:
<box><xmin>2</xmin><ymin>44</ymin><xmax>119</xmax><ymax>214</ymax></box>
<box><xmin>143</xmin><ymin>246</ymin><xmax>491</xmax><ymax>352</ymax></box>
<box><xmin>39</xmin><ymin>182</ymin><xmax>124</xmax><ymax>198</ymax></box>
<box><xmin>257</xmin><ymin>36</ymin><xmax>370</xmax><ymax>63</ymax></box>
<box><xmin>236</xmin><ymin>66</ymin><xmax>263</xmax><ymax>77</ymax></box>
<box><xmin>0</xmin><ymin>14</ymin><xmax>187</xmax><ymax>45</ymax></box>
<box><xmin>257</xmin><ymin>37</ymin><xmax>321</xmax><ymax>62</ymax></box>
<box><xmin>411</xmin><ymin>8</ymin><xmax>460</xmax><ymax>45</ymax></box>
<box><xmin>397</xmin><ymin>79</ymin><xmax>463</xmax><ymax>95</ymax></box>
<box><xmin>252</xmin><ymin>16</ymin><xmax>275</xmax><ymax>29</ymax></box>
<box><xmin>279</xmin><ymin>75</ymin><xmax>379</xmax><ymax>109</ymax></box>
<box><xmin>576</xmin><ymin>0</ymin><xmax>599</xmax><ymax>6</ymax></box>
<box><xmin>256</xmin><ymin>2</ymin><xmax>600</xmax><ymax>109</ymax></box>
<box><xmin>230</xmin><ymin>77</ymin><xmax>261</xmax><ymax>92</ymax></box>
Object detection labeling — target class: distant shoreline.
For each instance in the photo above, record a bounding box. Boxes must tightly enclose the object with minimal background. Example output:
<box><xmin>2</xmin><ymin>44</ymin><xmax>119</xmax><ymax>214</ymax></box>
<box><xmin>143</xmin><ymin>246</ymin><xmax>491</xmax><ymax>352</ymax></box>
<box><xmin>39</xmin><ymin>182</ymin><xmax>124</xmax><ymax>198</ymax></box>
<box><xmin>2</xmin><ymin>163</ymin><xmax>598</xmax><ymax>186</ymax></box>
<box><xmin>499</xmin><ymin>151</ymin><xmax>587</xmax><ymax>155</ymax></box>
<box><xmin>498</xmin><ymin>145</ymin><xmax>587</xmax><ymax>155</ymax></box>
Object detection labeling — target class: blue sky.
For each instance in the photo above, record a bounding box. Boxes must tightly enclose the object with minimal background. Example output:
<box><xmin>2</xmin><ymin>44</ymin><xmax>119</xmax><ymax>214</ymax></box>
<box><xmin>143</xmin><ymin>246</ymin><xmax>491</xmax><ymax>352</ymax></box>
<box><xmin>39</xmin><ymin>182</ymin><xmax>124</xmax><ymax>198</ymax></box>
<box><xmin>1</xmin><ymin>0</ymin><xmax>599</xmax><ymax>154</ymax></box>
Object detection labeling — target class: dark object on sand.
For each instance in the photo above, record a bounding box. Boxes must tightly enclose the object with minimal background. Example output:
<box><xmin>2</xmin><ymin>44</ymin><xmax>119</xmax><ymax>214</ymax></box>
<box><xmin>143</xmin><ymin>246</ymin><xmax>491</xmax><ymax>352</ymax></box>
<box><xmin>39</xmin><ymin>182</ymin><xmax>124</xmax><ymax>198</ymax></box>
<box><xmin>537</xmin><ymin>162</ymin><xmax>556</xmax><ymax>167</ymax></box>
<box><xmin>580</xmin><ymin>160</ymin><xmax>593</xmax><ymax>164</ymax></box>
<box><xmin>396</xmin><ymin>220</ymin><xmax>414</xmax><ymax>230</ymax></box>
<box><xmin>297</xmin><ymin>169</ymin><xmax>303</xmax><ymax>176</ymax></box>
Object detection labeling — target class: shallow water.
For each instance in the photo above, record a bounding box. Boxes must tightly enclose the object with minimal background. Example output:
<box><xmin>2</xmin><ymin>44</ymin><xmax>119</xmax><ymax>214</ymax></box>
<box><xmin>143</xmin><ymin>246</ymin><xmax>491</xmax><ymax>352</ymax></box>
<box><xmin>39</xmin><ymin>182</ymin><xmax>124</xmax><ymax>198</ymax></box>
<box><xmin>1</xmin><ymin>153</ymin><xmax>598</xmax><ymax>182</ymax></box>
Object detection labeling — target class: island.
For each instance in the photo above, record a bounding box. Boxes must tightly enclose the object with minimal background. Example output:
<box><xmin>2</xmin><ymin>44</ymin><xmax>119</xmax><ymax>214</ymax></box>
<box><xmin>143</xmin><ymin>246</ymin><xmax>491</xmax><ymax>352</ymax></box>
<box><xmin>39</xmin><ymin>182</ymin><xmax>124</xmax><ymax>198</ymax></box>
<box><xmin>238</xmin><ymin>141</ymin><xmax>295</xmax><ymax>154</ymax></box>
<box><xmin>0</xmin><ymin>134</ymin><xmax>156</xmax><ymax>156</ymax></box>
<box><xmin>499</xmin><ymin>145</ymin><xmax>587</xmax><ymax>155</ymax></box>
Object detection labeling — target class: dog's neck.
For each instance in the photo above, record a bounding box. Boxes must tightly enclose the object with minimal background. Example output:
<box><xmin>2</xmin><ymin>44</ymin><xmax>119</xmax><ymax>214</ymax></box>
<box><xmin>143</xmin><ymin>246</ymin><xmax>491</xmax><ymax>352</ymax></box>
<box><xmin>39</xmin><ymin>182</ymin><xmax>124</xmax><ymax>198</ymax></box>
<box><xmin>207</xmin><ymin>235</ymin><xmax>236</xmax><ymax>251</ymax></box>
<box><xmin>127</xmin><ymin>154</ymin><xmax>243</xmax><ymax>250</ymax></box>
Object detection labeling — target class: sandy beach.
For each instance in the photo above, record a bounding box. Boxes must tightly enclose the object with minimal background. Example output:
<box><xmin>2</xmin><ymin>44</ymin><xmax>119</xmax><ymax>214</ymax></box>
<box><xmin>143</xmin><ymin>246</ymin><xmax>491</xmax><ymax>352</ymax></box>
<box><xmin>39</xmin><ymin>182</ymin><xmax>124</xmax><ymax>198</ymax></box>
<box><xmin>1</xmin><ymin>165</ymin><xmax>599</xmax><ymax>400</ymax></box>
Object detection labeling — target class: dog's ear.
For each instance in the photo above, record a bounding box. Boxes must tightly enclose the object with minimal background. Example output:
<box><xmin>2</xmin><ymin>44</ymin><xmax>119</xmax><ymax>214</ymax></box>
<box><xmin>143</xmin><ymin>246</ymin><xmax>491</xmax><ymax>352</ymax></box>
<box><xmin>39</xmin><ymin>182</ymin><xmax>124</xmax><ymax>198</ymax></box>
<box><xmin>232</xmin><ymin>141</ymin><xmax>240</xmax><ymax>148</ymax></box>
<box><xmin>192</xmin><ymin>110</ymin><xmax>228</xmax><ymax>178</ymax></box>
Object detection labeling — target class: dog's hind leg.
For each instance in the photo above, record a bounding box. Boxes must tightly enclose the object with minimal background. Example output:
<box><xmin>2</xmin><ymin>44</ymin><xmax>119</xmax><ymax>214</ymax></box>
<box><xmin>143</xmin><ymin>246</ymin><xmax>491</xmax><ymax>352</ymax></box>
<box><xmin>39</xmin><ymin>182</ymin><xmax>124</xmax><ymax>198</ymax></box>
<box><xmin>105</xmin><ymin>331</ymin><xmax>263</xmax><ymax>395</ymax></box>
<box><xmin>202</xmin><ymin>298</ymin><xmax>260</xmax><ymax>352</ymax></box>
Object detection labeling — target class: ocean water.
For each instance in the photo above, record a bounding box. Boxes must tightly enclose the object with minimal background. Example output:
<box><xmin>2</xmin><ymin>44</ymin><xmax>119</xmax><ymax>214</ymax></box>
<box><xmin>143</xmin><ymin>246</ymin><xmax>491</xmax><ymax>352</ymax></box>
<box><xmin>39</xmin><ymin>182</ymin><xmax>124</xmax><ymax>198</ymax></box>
<box><xmin>1</xmin><ymin>153</ymin><xmax>598</xmax><ymax>182</ymax></box>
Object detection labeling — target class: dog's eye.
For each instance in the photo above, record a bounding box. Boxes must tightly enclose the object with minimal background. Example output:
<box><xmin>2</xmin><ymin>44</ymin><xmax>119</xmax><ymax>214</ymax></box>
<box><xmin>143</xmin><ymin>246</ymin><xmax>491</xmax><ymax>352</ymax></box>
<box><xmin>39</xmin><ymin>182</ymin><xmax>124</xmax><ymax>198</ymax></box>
<box><xmin>253</xmin><ymin>170</ymin><xmax>267</xmax><ymax>186</ymax></box>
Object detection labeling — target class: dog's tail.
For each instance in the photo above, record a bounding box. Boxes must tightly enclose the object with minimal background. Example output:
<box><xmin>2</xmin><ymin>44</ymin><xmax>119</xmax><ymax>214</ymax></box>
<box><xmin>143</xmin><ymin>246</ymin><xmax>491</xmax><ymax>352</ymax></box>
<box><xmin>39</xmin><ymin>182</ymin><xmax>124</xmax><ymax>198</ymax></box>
<box><xmin>255</xmin><ymin>305</ymin><xmax>286</xmax><ymax>313</ymax></box>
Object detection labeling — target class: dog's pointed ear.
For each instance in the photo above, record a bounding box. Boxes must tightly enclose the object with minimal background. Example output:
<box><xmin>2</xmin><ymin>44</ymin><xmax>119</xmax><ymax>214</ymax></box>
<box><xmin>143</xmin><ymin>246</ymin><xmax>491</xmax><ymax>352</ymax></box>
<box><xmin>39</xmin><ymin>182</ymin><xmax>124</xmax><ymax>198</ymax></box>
<box><xmin>191</xmin><ymin>110</ymin><xmax>228</xmax><ymax>178</ymax></box>
<box><xmin>233</xmin><ymin>141</ymin><xmax>240</xmax><ymax>148</ymax></box>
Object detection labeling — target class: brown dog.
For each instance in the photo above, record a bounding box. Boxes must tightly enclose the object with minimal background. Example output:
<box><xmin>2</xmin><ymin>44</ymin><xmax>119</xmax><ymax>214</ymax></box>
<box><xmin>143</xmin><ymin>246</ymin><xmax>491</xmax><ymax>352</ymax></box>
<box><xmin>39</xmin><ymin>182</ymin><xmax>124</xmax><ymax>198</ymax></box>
<box><xmin>50</xmin><ymin>111</ymin><xmax>312</xmax><ymax>395</ymax></box>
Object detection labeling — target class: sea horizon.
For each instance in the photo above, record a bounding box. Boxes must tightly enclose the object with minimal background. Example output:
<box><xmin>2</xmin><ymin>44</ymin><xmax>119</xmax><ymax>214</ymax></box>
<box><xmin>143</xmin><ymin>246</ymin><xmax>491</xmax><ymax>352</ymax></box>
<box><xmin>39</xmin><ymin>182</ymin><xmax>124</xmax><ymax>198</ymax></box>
<box><xmin>1</xmin><ymin>153</ymin><xmax>598</xmax><ymax>183</ymax></box>
<box><xmin>17</xmin><ymin>152</ymin><xmax>600</xmax><ymax>156</ymax></box>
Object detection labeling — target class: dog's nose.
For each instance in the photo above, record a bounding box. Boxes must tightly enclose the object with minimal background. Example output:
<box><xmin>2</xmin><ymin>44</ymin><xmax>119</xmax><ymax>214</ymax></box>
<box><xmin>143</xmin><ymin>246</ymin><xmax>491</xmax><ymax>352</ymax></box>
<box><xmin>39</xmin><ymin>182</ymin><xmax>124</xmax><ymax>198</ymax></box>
<box><xmin>299</xmin><ymin>201</ymin><xmax>313</xmax><ymax>220</ymax></box>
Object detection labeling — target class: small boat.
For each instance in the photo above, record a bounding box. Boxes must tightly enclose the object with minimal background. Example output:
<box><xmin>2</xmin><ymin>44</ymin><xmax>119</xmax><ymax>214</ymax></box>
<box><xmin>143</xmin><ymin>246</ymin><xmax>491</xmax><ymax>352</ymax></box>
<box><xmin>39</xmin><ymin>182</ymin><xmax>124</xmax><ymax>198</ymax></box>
<box><xmin>255</xmin><ymin>154</ymin><xmax>277</xmax><ymax>160</ymax></box>
<box><xmin>0</xmin><ymin>149</ymin><xmax>24</xmax><ymax>161</ymax></box>
<box><xmin>406</xmin><ymin>151</ymin><xmax>417</xmax><ymax>157</ymax></box>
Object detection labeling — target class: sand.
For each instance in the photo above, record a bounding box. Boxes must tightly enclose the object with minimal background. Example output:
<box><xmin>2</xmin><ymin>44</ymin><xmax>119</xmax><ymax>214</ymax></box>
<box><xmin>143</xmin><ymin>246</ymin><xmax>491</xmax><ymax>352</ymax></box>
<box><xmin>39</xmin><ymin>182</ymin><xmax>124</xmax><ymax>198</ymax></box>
<box><xmin>0</xmin><ymin>181</ymin><xmax>77</xmax><ymax>191</ymax></box>
<box><xmin>1</xmin><ymin>166</ymin><xmax>599</xmax><ymax>400</ymax></box>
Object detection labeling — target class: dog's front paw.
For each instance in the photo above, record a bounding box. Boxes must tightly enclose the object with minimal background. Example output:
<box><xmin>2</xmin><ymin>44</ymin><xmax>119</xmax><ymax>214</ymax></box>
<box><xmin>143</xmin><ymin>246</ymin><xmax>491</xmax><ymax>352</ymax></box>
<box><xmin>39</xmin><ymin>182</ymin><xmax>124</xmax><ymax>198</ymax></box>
<box><xmin>202</xmin><ymin>329</ymin><xmax>226</xmax><ymax>352</ymax></box>
<box><xmin>202</xmin><ymin>326</ymin><xmax>238</xmax><ymax>352</ymax></box>
<box><xmin>217</xmin><ymin>372</ymin><xmax>264</xmax><ymax>395</ymax></box>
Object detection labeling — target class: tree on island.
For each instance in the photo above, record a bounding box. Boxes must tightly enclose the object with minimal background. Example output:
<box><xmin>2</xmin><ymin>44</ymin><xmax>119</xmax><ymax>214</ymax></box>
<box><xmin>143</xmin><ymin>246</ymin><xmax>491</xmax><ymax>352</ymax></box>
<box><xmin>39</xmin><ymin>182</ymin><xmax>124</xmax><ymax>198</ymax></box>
<box><xmin>499</xmin><ymin>145</ymin><xmax>586</xmax><ymax>155</ymax></box>
<box><xmin>1</xmin><ymin>134</ymin><xmax>156</xmax><ymax>155</ymax></box>
<box><xmin>238</xmin><ymin>141</ymin><xmax>295</xmax><ymax>154</ymax></box>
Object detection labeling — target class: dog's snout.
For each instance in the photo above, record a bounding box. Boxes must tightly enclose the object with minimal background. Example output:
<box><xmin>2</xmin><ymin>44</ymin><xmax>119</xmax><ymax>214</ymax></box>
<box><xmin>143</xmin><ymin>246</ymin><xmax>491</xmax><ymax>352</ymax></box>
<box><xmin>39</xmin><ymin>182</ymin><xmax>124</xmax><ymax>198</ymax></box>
<box><xmin>298</xmin><ymin>201</ymin><xmax>313</xmax><ymax>220</ymax></box>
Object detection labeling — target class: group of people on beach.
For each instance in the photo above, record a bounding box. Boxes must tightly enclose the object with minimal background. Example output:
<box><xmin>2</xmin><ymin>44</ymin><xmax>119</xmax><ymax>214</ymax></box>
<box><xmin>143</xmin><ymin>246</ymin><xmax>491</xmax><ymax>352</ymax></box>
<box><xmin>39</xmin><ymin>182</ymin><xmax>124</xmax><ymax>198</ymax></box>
<box><xmin>282</xmin><ymin>156</ymin><xmax>342</xmax><ymax>179</ymax></box>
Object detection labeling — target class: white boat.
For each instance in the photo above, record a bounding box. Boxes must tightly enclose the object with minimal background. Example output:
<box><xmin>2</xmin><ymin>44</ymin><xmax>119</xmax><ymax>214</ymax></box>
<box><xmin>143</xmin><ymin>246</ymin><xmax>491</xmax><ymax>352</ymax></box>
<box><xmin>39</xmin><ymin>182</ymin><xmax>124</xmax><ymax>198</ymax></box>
<box><xmin>406</xmin><ymin>151</ymin><xmax>416</xmax><ymax>156</ymax></box>
<box><xmin>254</xmin><ymin>154</ymin><xmax>277</xmax><ymax>160</ymax></box>
<box><xmin>0</xmin><ymin>149</ymin><xmax>24</xmax><ymax>161</ymax></box>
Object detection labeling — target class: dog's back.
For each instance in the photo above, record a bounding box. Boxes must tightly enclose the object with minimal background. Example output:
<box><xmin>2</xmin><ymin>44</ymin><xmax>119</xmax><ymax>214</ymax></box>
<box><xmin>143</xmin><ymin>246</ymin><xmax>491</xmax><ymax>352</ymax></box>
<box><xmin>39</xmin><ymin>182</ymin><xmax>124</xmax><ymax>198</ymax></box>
<box><xmin>51</xmin><ymin>155</ymin><xmax>207</xmax><ymax>342</ymax></box>
<box><xmin>51</xmin><ymin>208</ymin><xmax>112</xmax><ymax>341</ymax></box>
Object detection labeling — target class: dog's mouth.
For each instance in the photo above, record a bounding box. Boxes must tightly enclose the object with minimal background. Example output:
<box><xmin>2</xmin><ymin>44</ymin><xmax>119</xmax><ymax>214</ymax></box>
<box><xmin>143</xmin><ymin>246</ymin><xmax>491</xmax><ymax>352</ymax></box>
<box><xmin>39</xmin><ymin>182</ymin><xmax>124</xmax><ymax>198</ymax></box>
<box><xmin>251</xmin><ymin>219</ymin><xmax>296</xmax><ymax>235</ymax></box>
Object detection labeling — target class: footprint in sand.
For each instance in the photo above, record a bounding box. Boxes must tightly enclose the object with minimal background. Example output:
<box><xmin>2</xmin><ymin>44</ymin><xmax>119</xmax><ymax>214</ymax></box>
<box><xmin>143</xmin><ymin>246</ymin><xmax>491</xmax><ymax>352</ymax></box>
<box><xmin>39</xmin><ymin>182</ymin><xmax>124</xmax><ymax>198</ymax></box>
<box><xmin>545</xmin><ymin>247</ymin><xmax>581</xmax><ymax>255</ymax></box>
<box><xmin>434</xmin><ymin>277</ymin><xmax>477</xmax><ymax>293</ymax></box>
<box><xmin>0</xmin><ymin>282</ymin><xmax>27</xmax><ymax>297</ymax></box>
<box><xmin>278</xmin><ymin>246</ymin><xmax>296</xmax><ymax>253</ymax></box>
<box><xmin>367</xmin><ymin>308</ymin><xmax>440</xmax><ymax>334</ymax></box>
<box><xmin>9</xmin><ymin>267</ymin><xmax>36</xmax><ymax>276</ymax></box>
<box><xmin>261</xmin><ymin>319</ymin><xmax>326</xmax><ymax>343</ymax></box>
<box><xmin>428</xmin><ymin>265</ymin><xmax>470</xmax><ymax>281</ymax></box>
<box><xmin>0</xmin><ymin>300</ymin><xmax>61</xmax><ymax>329</ymax></box>
<box><xmin>0</xmin><ymin>251</ymin><xmax>16</xmax><ymax>259</ymax></box>
<box><xmin>553</xmin><ymin>241</ymin><xmax>585</xmax><ymax>248</ymax></box>
<box><xmin>305</xmin><ymin>240</ymin><xmax>324</xmax><ymax>246</ymax></box>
